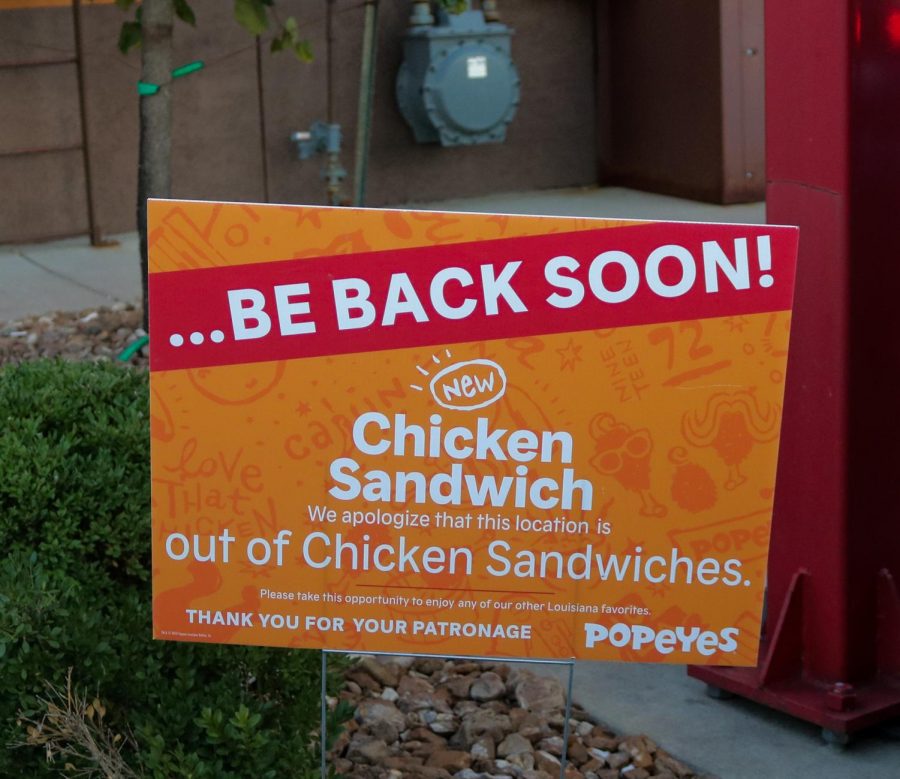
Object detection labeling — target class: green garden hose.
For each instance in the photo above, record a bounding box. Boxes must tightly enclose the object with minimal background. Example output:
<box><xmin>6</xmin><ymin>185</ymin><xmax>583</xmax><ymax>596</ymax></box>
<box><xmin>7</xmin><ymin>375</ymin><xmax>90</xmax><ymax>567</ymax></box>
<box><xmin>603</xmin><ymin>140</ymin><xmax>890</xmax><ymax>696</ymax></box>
<box><xmin>117</xmin><ymin>335</ymin><xmax>149</xmax><ymax>362</ymax></box>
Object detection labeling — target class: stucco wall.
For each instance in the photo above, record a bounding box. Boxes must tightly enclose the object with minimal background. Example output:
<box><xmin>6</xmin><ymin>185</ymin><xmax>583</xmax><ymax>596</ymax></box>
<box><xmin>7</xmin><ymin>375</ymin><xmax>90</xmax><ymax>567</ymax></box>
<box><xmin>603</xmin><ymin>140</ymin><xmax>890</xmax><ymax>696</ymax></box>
<box><xmin>0</xmin><ymin>0</ymin><xmax>599</xmax><ymax>243</ymax></box>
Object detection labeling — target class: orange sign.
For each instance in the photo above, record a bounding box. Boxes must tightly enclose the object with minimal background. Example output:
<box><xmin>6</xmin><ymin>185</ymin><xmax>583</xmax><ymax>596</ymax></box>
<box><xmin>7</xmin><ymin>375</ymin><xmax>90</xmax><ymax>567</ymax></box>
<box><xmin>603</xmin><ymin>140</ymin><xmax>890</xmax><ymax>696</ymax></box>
<box><xmin>149</xmin><ymin>199</ymin><xmax>797</xmax><ymax>664</ymax></box>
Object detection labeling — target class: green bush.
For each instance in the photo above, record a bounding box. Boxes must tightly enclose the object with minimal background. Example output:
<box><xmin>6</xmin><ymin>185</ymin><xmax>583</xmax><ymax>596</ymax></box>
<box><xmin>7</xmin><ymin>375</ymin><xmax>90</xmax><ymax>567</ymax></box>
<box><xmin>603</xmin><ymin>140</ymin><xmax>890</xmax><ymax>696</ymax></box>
<box><xmin>0</xmin><ymin>360</ymin><xmax>148</xmax><ymax>584</ymax></box>
<box><xmin>0</xmin><ymin>361</ymin><xmax>340</xmax><ymax>777</ymax></box>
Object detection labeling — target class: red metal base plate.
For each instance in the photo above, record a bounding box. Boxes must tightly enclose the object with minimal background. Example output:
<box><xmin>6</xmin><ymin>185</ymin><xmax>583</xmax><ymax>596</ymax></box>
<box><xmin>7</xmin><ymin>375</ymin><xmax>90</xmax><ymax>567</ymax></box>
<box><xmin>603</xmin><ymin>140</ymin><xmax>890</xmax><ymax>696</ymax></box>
<box><xmin>688</xmin><ymin>663</ymin><xmax>900</xmax><ymax>734</ymax></box>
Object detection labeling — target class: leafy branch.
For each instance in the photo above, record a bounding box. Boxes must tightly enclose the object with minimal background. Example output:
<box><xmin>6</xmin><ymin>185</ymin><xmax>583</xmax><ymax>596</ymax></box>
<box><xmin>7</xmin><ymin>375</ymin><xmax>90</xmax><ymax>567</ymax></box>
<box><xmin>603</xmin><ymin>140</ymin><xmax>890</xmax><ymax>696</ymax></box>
<box><xmin>116</xmin><ymin>0</ymin><xmax>313</xmax><ymax>62</ymax></box>
<box><xmin>438</xmin><ymin>0</ymin><xmax>471</xmax><ymax>13</ymax></box>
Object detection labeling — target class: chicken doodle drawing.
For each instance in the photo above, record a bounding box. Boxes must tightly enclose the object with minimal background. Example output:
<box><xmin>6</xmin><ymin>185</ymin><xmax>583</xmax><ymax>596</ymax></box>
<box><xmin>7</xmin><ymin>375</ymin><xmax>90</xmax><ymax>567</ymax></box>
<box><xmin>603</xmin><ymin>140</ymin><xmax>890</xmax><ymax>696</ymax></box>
<box><xmin>668</xmin><ymin>446</ymin><xmax>718</xmax><ymax>512</ymax></box>
<box><xmin>682</xmin><ymin>390</ymin><xmax>781</xmax><ymax>490</ymax></box>
<box><xmin>589</xmin><ymin>413</ymin><xmax>667</xmax><ymax>517</ymax></box>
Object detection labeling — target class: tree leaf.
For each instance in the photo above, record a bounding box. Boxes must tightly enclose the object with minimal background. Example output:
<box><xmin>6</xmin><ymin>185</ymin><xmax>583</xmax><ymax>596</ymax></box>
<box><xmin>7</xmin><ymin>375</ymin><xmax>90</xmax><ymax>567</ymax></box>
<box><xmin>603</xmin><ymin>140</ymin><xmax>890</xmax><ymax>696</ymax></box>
<box><xmin>173</xmin><ymin>0</ymin><xmax>196</xmax><ymax>27</ymax></box>
<box><xmin>114</xmin><ymin>0</ymin><xmax>135</xmax><ymax>9</ymax></box>
<box><xmin>234</xmin><ymin>0</ymin><xmax>269</xmax><ymax>35</ymax></box>
<box><xmin>438</xmin><ymin>0</ymin><xmax>469</xmax><ymax>13</ymax></box>
<box><xmin>292</xmin><ymin>39</ymin><xmax>313</xmax><ymax>63</ymax></box>
<box><xmin>118</xmin><ymin>20</ymin><xmax>142</xmax><ymax>54</ymax></box>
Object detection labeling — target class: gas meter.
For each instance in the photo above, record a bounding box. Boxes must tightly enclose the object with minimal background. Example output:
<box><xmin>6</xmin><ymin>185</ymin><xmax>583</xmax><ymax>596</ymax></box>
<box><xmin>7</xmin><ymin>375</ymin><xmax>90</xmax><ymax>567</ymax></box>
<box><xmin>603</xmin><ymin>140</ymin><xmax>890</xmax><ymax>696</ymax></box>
<box><xmin>396</xmin><ymin>2</ymin><xmax>520</xmax><ymax>147</ymax></box>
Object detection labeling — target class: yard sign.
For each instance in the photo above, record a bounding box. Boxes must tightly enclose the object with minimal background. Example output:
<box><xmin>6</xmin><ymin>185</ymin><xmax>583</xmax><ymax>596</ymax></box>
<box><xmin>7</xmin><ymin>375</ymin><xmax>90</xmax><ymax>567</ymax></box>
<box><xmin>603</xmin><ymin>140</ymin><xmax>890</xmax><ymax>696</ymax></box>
<box><xmin>149</xmin><ymin>199</ymin><xmax>797</xmax><ymax>664</ymax></box>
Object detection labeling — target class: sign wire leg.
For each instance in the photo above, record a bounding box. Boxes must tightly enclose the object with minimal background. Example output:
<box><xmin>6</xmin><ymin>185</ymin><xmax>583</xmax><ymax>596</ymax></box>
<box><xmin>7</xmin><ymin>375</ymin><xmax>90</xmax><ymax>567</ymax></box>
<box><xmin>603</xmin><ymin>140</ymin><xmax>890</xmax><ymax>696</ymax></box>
<box><xmin>321</xmin><ymin>650</ymin><xmax>328</xmax><ymax>779</ymax></box>
<box><xmin>559</xmin><ymin>660</ymin><xmax>575</xmax><ymax>779</ymax></box>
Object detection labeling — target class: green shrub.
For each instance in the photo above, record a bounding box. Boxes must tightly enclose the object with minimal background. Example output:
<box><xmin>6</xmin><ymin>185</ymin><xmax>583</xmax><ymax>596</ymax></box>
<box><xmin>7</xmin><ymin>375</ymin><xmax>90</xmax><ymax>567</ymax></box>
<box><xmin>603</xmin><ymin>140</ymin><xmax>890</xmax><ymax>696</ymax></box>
<box><xmin>0</xmin><ymin>360</ymin><xmax>148</xmax><ymax>584</ymax></box>
<box><xmin>0</xmin><ymin>361</ymin><xmax>340</xmax><ymax>777</ymax></box>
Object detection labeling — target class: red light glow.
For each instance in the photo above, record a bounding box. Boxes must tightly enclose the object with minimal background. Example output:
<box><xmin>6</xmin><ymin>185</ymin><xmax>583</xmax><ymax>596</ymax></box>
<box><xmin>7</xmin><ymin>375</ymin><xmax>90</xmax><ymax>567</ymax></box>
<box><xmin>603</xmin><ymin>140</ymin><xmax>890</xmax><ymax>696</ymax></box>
<box><xmin>887</xmin><ymin>9</ymin><xmax>900</xmax><ymax>46</ymax></box>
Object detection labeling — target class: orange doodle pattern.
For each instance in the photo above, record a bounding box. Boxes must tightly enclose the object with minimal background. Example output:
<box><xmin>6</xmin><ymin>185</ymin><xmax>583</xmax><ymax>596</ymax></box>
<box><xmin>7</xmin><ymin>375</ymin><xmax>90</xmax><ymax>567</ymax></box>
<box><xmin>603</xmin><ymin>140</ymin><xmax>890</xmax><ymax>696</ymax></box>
<box><xmin>149</xmin><ymin>201</ymin><xmax>795</xmax><ymax>664</ymax></box>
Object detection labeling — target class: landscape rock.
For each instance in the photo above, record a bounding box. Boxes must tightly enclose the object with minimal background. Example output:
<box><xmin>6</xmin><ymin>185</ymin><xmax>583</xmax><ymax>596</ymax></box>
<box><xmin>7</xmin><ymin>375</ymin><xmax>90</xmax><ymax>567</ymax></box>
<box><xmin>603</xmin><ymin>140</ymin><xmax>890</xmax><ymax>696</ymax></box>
<box><xmin>385</xmin><ymin>755</ymin><xmax>424</xmax><ymax>769</ymax></box>
<box><xmin>346</xmin><ymin>669</ymin><xmax>382</xmax><ymax>693</ymax></box>
<box><xmin>381</xmin><ymin>686</ymin><xmax>399</xmax><ymax>702</ymax></box>
<box><xmin>447</xmin><ymin>675</ymin><xmax>475</xmax><ymax>699</ymax></box>
<box><xmin>400</xmin><ymin>674</ymin><xmax>449</xmax><ymax>713</ymax></box>
<box><xmin>407</xmin><ymin>726</ymin><xmax>449</xmax><ymax>749</ymax></box>
<box><xmin>507</xmin><ymin>750</ymin><xmax>536</xmax><ymax>771</ymax></box>
<box><xmin>455</xmin><ymin>699</ymin><xmax>481</xmax><ymax>718</ymax></box>
<box><xmin>427</xmin><ymin>749</ymin><xmax>473</xmax><ymax>772</ymax></box>
<box><xmin>567</xmin><ymin>740</ymin><xmax>589</xmax><ymax>764</ymax></box>
<box><xmin>515</xmin><ymin>676</ymin><xmax>566</xmax><ymax>714</ymax></box>
<box><xmin>606</xmin><ymin>751</ymin><xmax>630</xmax><ymax>770</ymax></box>
<box><xmin>455</xmin><ymin>708</ymin><xmax>513</xmax><ymax>750</ymax></box>
<box><xmin>535</xmin><ymin>749</ymin><xmax>561</xmax><ymax>774</ymax></box>
<box><xmin>498</xmin><ymin>732</ymin><xmax>534</xmax><ymax>758</ymax></box>
<box><xmin>402</xmin><ymin>740</ymin><xmax>431</xmax><ymax>758</ymax></box>
<box><xmin>429</xmin><ymin>711</ymin><xmax>459</xmax><ymax>734</ymax></box>
<box><xmin>355</xmin><ymin>698</ymin><xmax>405</xmax><ymax>744</ymax></box>
<box><xmin>414</xmin><ymin>657</ymin><xmax>446</xmax><ymax>675</ymax></box>
<box><xmin>358</xmin><ymin>655</ymin><xmax>402</xmax><ymax>688</ymax></box>
<box><xmin>470</xmin><ymin>737</ymin><xmax>496</xmax><ymax>761</ymax></box>
<box><xmin>539</xmin><ymin>735</ymin><xmax>565</xmax><ymax>756</ymax></box>
<box><xmin>471</xmin><ymin>671</ymin><xmax>506</xmax><ymax>702</ymax></box>
<box><xmin>346</xmin><ymin>735</ymin><xmax>389</xmax><ymax>765</ymax></box>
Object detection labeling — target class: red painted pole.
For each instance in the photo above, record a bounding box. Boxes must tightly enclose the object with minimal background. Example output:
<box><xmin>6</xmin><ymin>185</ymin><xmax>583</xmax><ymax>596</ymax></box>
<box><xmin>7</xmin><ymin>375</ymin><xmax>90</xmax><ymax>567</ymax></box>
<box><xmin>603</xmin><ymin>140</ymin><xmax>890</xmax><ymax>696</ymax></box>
<box><xmin>689</xmin><ymin>0</ymin><xmax>900</xmax><ymax>739</ymax></box>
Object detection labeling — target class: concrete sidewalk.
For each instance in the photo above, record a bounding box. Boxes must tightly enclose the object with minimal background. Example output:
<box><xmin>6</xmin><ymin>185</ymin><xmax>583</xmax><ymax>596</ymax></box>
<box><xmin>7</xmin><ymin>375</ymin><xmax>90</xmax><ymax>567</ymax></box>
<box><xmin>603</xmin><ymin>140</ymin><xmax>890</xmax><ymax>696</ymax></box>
<box><xmin>0</xmin><ymin>186</ymin><xmax>765</xmax><ymax>323</ymax></box>
<box><xmin>534</xmin><ymin>661</ymin><xmax>899</xmax><ymax>779</ymax></box>
<box><xmin>0</xmin><ymin>232</ymin><xmax>141</xmax><ymax>323</ymax></box>
<box><xmin>3</xmin><ymin>186</ymin><xmax>897</xmax><ymax>777</ymax></box>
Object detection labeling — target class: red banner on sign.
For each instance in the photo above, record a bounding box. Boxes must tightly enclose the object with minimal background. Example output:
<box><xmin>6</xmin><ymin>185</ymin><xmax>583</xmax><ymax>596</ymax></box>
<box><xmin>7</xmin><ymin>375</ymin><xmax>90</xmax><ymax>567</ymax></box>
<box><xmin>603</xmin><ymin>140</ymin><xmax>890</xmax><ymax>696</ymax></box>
<box><xmin>149</xmin><ymin>222</ymin><xmax>795</xmax><ymax>372</ymax></box>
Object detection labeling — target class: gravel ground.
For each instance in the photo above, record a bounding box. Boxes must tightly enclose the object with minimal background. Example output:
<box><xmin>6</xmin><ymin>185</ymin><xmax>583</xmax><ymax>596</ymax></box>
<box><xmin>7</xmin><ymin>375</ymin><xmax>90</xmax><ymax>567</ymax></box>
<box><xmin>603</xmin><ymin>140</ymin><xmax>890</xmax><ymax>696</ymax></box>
<box><xmin>0</xmin><ymin>304</ymin><xmax>148</xmax><ymax>368</ymax></box>
<box><xmin>331</xmin><ymin>656</ymin><xmax>714</xmax><ymax>779</ymax></box>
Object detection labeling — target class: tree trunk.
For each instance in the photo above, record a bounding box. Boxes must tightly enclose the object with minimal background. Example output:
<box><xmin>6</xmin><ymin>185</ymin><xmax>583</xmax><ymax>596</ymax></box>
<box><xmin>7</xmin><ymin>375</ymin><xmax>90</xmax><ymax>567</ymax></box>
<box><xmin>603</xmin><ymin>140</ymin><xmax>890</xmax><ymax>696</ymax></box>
<box><xmin>137</xmin><ymin>0</ymin><xmax>174</xmax><ymax>332</ymax></box>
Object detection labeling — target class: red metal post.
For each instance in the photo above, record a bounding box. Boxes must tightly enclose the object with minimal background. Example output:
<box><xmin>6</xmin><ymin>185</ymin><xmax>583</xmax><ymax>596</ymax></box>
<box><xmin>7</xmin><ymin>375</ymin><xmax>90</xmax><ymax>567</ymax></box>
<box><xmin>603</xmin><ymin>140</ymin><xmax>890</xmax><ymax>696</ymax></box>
<box><xmin>689</xmin><ymin>0</ymin><xmax>900</xmax><ymax>738</ymax></box>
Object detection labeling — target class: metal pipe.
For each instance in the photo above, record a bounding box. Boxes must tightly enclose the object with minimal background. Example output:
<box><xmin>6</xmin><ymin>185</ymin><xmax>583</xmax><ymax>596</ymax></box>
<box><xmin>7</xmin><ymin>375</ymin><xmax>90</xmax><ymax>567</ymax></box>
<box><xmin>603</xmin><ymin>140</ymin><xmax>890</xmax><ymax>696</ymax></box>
<box><xmin>559</xmin><ymin>662</ymin><xmax>575</xmax><ymax>779</ymax></box>
<box><xmin>326</xmin><ymin>0</ymin><xmax>335</xmax><ymax>125</ymax></box>
<box><xmin>353</xmin><ymin>0</ymin><xmax>379</xmax><ymax>207</ymax></box>
<box><xmin>71</xmin><ymin>0</ymin><xmax>102</xmax><ymax>245</ymax></box>
<box><xmin>323</xmin><ymin>0</ymin><xmax>346</xmax><ymax>206</ymax></box>
<box><xmin>409</xmin><ymin>0</ymin><xmax>434</xmax><ymax>26</ymax></box>
<box><xmin>255</xmin><ymin>37</ymin><xmax>270</xmax><ymax>202</ymax></box>
<box><xmin>483</xmin><ymin>0</ymin><xmax>501</xmax><ymax>23</ymax></box>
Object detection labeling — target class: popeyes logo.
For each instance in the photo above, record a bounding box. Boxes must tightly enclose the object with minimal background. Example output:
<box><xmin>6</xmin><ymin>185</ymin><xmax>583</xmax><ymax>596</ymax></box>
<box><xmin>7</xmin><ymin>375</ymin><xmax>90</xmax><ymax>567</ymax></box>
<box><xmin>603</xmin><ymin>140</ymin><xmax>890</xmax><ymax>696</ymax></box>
<box><xmin>409</xmin><ymin>351</ymin><xmax>507</xmax><ymax>412</ymax></box>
